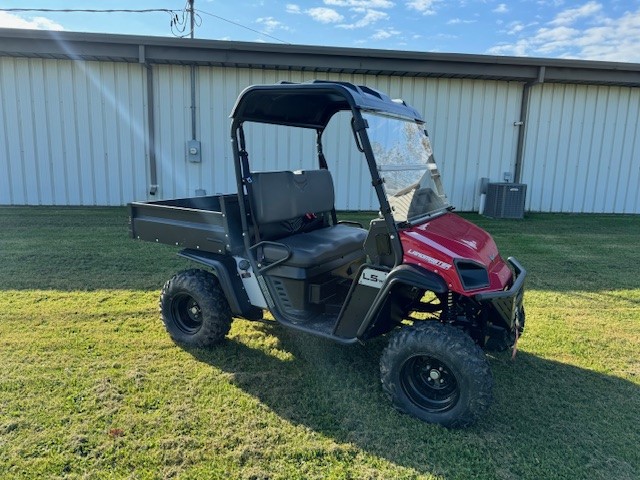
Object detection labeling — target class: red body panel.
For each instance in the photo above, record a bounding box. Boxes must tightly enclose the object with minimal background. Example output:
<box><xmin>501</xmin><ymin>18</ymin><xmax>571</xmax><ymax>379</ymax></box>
<box><xmin>400</xmin><ymin>213</ymin><xmax>513</xmax><ymax>295</ymax></box>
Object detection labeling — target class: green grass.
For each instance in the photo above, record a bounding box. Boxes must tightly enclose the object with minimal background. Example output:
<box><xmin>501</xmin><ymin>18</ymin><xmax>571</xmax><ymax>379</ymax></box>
<box><xmin>1</xmin><ymin>207</ymin><xmax>639</xmax><ymax>479</ymax></box>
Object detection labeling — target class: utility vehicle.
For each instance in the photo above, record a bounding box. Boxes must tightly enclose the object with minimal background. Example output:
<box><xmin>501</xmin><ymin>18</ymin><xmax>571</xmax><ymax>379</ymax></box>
<box><xmin>130</xmin><ymin>80</ymin><xmax>526</xmax><ymax>428</ymax></box>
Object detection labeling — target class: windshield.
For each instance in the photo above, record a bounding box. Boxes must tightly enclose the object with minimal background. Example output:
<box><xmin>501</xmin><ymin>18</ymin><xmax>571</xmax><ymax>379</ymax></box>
<box><xmin>363</xmin><ymin>112</ymin><xmax>449</xmax><ymax>223</ymax></box>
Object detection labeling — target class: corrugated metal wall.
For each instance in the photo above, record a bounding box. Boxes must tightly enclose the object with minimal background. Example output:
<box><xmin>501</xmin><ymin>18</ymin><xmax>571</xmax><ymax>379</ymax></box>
<box><xmin>522</xmin><ymin>83</ymin><xmax>640</xmax><ymax>213</ymax></box>
<box><xmin>153</xmin><ymin>66</ymin><xmax>321</xmax><ymax>201</ymax></box>
<box><xmin>152</xmin><ymin>66</ymin><xmax>523</xmax><ymax>211</ymax></box>
<box><xmin>0</xmin><ymin>57</ymin><xmax>148</xmax><ymax>206</ymax></box>
<box><xmin>1</xmin><ymin>56</ymin><xmax>638</xmax><ymax>213</ymax></box>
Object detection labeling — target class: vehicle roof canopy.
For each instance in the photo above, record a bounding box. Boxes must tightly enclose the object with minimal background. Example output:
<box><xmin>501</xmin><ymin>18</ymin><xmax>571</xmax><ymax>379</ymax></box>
<box><xmin>230</xmin><ymin>80</ymin><xmax>423</xmax><ymax>129</ymax></box>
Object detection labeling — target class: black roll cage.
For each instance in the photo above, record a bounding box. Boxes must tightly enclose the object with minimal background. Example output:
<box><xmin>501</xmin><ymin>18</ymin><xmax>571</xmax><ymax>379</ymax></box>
<box><xmin>229</xmin><ymin>80</ymin><xmax>425</xmax><ymax>274</ymax></box>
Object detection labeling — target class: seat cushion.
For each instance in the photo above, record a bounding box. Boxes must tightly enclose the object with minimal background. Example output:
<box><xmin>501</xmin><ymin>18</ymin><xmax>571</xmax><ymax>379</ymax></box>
<box><xmin>262</xmin><ymin>224</ymin><xmax>367</xmax><ymax>268</ymax></box>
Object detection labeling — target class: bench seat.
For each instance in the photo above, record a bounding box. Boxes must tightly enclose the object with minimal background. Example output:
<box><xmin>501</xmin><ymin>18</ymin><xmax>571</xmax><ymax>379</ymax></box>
<box><xmin>262</xmin><ymin>224</ymin><xmax>367</xmax><ymax>268</ymax></box>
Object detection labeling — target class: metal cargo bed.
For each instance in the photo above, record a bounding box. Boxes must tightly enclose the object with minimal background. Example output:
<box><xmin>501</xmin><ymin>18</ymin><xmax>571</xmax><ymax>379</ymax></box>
<box><xmin>129</xmin><ymin>194</ymin><xmax>244</xmax><ymax>255</ymax></box>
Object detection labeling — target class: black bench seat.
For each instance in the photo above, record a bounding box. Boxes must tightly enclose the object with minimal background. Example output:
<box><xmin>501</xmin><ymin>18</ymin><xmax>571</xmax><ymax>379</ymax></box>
<box><xmin>249</xmin><ymin>169</ymin><xmax>367</xmax><ymax>278</ymax></box>
<box><xmin>262</xmin><ymin>224</ymin><xmax>367</xmax><ymax>268</ymax></box>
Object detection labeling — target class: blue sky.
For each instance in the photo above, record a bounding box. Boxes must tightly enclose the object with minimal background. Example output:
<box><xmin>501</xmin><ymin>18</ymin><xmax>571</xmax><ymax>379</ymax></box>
<box><xmin>1</xmin><ymin>1</ymin><xmax>639</xmax><ymax>62</ymax></box>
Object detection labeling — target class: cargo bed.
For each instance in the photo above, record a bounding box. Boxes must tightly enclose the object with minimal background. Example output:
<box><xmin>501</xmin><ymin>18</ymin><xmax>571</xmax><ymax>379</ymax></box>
<box><xmin>129</xmin><ymin>194</ymin><xmax>244</xmax><ymax>255</ymax></box>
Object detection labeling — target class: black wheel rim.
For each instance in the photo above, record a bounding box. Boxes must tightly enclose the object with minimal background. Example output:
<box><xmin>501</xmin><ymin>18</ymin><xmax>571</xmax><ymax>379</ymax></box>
<box><xmin>400</xmin><ymin>355</ymin><xmax>460</xmax><ymax>413</ymax></box>
<box><xmin>171</xmin><ymin>293</ymin><xmax>203</xmax><ymax>335</ymax></box>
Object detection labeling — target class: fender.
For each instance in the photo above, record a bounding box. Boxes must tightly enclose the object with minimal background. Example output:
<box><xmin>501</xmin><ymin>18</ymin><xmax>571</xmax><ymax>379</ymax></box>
<box><xmin>178</xmin><ymin>248</ymin><xmax>260</xmax><ymax>319</ymax></box>
<box><xmin>357</xmin><ymin>263</ymin><xmax>448</xmax><ymax>338</ymax></box>
<box><xmin>381</xmin><ymin>263</ymin><xmax>449</xmax><ymax>294</ymax></box>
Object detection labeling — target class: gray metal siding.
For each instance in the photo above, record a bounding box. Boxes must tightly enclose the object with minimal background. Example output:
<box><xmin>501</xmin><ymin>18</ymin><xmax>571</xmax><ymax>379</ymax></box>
<box><xmin>522</xmin><ymin>83</ymin><xmax>640</xmax><ymax>213</ymax></box>
<box><xmin>0</xmin><ymin>59</ymin><xmax>525</xmax><ymax>210</ymax></box>
<box><xmin>0</xmin><ymin>57</ymin><xmax>147</xmax><ymax>206</ymax></box>
<box><xmin>419</xmin><ymin>78</ymin><xmax>522</xmax><ymax>211</ymax></box>
<box><xmin>2</xmin><ymin>55</ymin><xmax>637</xmax><ymax>213</ymax></box>
<box><xmin>151</xmin><ymin>67</ymin><xmax>522</xmax><ymax>211</ymax></box>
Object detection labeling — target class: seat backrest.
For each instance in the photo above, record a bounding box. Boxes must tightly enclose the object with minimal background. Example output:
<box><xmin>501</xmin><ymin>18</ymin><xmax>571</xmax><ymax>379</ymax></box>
<box><xmin>249</xmin><ymin>170</ymin><xmax>335</xmax><ymax>225</ymax></box>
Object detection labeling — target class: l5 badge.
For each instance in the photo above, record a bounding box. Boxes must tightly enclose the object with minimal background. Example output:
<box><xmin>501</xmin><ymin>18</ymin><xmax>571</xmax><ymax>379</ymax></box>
<box><xmin>358</xmin><ymin>268</ymin><xmax>388</xmax><ymax>289</ymax></box>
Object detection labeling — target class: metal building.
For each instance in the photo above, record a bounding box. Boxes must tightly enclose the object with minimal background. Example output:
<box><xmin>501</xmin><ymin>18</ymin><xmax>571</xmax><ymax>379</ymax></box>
<box><xmin>1</xmin><ymin>28</ymin><xmax>639</xmax><ymax>213</ymax></box>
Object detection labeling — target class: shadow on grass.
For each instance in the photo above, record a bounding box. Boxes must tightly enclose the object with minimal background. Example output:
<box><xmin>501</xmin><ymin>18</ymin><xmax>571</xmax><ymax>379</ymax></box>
<box><xmin>2</xmin><ymin>208</ymin><xmax>639</xmax><ymax>296</ymax></box>
<box><xmin>187</xmin><ymin>322</ymin><xmax>639</xmax><ymax>480</ymax></box>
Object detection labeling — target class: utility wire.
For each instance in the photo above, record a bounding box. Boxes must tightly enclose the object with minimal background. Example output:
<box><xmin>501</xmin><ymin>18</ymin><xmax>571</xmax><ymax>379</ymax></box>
<box><xmin>169</xmin><ymin>2</ymin><xmax>202</xmax><ymax>38</ymax></box>
<box><xmin>1</xmin><ymin>6</ymin><xmax>291</xmax><ymax>43</ymax></box>
<box><xmin>195</xmin><ymin>8</ymin><xmax>291</xmax><ymax>44</ymax></box>
<box><xmin>0</xmin><ymin>6</ymin><xmax>197</xmax><ymax>38</ymax></box>
<box><xmin>0</xmin><ymin>8</ymin><xmax>178</xmax><ymax>14</ymax></box>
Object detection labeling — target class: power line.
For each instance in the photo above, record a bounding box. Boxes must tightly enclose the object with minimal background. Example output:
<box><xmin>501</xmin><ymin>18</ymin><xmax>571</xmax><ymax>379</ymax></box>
<box><xmin>195</xmin><ymin>9</ymin><xmax>290</xmax><ymax>44</ymax></box>
<box><xmin>0</xmin><ymin>6</ymin><xmax>198</xmax><ymax>39</ymax></box>
<box><xmin>1</xmin><ymin>6</ymin><xmax>291</xmax><ymax>44</ymax></box>
<box><xmin>0</xmin><ymin>8</ymin><xmax>178</xmax><ymax>14</ymax></box>
<box><xmin>168</xmin><ymin>2</ymin><xmax>202</xmax><ymax>39</ymax></box>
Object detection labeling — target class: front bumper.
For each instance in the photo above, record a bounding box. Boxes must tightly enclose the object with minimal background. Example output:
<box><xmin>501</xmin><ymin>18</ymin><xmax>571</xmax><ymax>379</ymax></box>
<box><xmin>474</xmin><ymin>257</ymin><xmax>526</xmax><ymax>330</ymax></box>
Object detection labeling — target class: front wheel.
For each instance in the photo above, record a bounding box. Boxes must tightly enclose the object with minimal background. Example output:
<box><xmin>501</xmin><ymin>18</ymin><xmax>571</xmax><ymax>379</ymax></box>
<box><xmin>159</xmin><ymin>269</ymin><xmax>232</xmax><ymax>347</ymax></box>
<box><xmin>380</xmin><ymin>322</ymin><xmax>493</xmax><ymax>428</ymax></box>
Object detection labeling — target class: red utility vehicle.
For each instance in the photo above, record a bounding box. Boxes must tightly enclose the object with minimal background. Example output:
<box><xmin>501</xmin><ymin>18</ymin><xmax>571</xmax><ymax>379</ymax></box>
<box><xmin>130</xmin><ymin>81</ymin><xmax>526</xmax><ymax>428</ymax></box>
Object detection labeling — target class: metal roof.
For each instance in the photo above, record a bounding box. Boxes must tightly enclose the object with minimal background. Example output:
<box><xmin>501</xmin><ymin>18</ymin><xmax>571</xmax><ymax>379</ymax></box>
<box><xmin>1</xmin><ymin>28</ymin><xmax>640</xmax><ymax>87</ymax></box>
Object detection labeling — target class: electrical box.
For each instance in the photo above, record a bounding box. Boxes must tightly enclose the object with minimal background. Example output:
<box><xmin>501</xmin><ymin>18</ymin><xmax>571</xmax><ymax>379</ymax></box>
<box><xmin>483</xmin><ymin>183</ymin><xmax>527</xmax><ymax>219</ymax></box>
<box><xmin>187</xmin><ymin>139</ymin><xmax>201</xmax><ymax>163</ymax></box>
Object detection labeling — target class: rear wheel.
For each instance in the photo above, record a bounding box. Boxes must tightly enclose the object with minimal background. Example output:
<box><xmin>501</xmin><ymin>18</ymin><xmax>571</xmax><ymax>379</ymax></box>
<box><xmin>380</xmin><ymin>322</ymin><xmax>493</xmax><ymax>428</ymax></box>
<box><xmin>159</xmin><ymin>269</ymin><xmax>232</xmax><ymax>347</ymax></box>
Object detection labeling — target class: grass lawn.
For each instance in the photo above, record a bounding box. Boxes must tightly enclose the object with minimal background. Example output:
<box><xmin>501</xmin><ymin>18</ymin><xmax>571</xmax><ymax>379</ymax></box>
<box><xmin>0</xmin><ymin>207</ymin><xmax>638</xmax><ymax>479</ymax></box>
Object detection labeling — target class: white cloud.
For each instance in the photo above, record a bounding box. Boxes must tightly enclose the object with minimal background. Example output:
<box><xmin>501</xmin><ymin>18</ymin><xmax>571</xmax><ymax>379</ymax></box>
<box><xmin>320</xmin><ymin>0</ymin><xmax>394</xmax><ymax>30</ymax></box>
<box><xmin>0</xmin><ymin>12</ymin><xmax>64</xmax><ymax>30</ymax></box>
<box><xmin>549</xmin><ymin>1</ymin><xmax>602</xmax><ymax>26</ymax></box>
<box><xmin>536</xmin><ymin>0</ymin><xmax>565</xmax><ymax>6</ymax></box>
<box><xmin>493</xmin><ymin>4</ymin><xmax>508</xmax><ymax>14</ymax></box>
<box><xmin>307</xmin><ymin>7</ymin><xmax>344</xmax><ymax>23</ymax></box>
<box><xmin>505</xmin><ymin>21</ymin><xmax>538</xmax><ymax>35</ymax></box>
<box><xmin>286</xmin><ymin>4</ymin><xmax>301</xmax><ymax>14</ymax></box>
<box><xmin>447</xmin><ymin>18</ymin><xmax>476</xmax><ymax>25</ymax></box>
<box><xmin>325</xmin><ymin>0</ymin><xmax>395</xmax><ymax>8</ymax></box>
<box><xmin>371</xmin><ymin>27</ymin><xmax>400</xmax><ymax>39</ymax></box>
<box><xmin>486</xmin><ymin>7</ymin><xmax>640</xmax><ymax>62</ymax></box>
<box><xmin>338</xmin><ymin>9</ymin><xmax>388</xmax><ymax>28</ymax></box>
<box><xmin>507</xmin><ymin>22</ymin><xmax>524</xmax><ymax>34</ymax></box>
<box><xmin>487</xmin><ymin>42</ymin><xmax>527</xmax><ymax>57</ymax></box>
<box><xmin>433</xmin><ymin>33</ymin><xmax>458</xmax><ymax>39</ymax></box>
<box><xmin>406</xmin><ymin>0</ymin><xmax>441</xmax><ymax>16</ymax></box>
<box><xmin>256</xmin><ymin>16</ymin><xmax>290</xmax><ymax>32</ymax></box>
<box><xmin>534</xmin><ymin>26</ymin><xmax>580</xmax><ymax>53</ymax></box>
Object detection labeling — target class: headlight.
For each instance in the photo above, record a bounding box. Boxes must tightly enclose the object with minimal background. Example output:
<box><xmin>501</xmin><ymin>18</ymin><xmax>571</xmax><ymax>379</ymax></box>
<box><xmin>455</xmin><ymin>260</ymin><xmax>490</xmax><ymax>290</ymax></box>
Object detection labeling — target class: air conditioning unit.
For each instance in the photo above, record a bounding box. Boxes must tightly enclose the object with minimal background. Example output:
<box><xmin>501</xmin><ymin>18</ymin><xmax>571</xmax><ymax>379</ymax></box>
<box><xmin>483</xmin><ymin>183</ymin><xmax>527</xmax><ymax>219</ymax></box>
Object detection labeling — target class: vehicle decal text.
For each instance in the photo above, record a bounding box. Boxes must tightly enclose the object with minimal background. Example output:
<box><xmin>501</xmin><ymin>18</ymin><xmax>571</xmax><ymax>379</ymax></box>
<box><xmin>407</xmin><ymin>249</ymin><xmax>452</xmax><ymax>270</ymax></box>
<box><xmin>358</xmin><ymin>268</ymin><xmax>388</xmax><ymax>289</ymax></box>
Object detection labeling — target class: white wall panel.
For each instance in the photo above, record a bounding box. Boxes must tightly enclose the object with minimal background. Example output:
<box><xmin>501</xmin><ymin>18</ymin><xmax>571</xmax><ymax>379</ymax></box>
<box><xmin>2</xmin><ymin>55</ymin><xmax>637</xmax><ymax>214</ymax></box>
<box><xmin>0</xmin><ymin>59</ymin><xmax>523</xmax><ymax>210</ymax></box>
<box><xmin>0</xmin><ymin>57</ymin><xmax>147</xmax><ymax>205</ymax></box>
<box><xmin>155</xmin><ymin>67</ymin><xmax>522</xmax><ymax>211</ymax></box>
<box><xmin>417</xmin><ymin>78</ymin><xmax>522</xmax><ymax>211</ymax></box>
<box><xmin>522</xmin><ymin>83</ymin><xmax>640</xmax><ymax>213</ymax></box>
<box><xmin>153</xmin><ymin>65</ymin><xmax>191</xmax><ymax>200</ymax></box>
